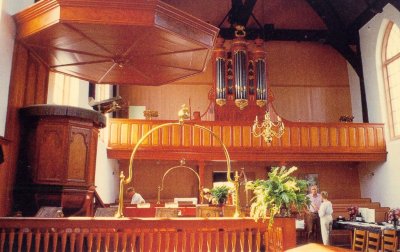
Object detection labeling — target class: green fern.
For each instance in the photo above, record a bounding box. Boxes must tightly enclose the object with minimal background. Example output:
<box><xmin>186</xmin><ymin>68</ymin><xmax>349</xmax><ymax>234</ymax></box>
<box><xmin>246</xmin><ymin>166</ymin><xmax>310</xmax><ymax>226</ymax></box>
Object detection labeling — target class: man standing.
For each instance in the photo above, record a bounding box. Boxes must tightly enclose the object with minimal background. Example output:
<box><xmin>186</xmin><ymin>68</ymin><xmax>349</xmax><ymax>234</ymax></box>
<box><xmin>306</xmin><ymin>185</ymin><xmax>322</xmax><ymax>240</ymax></box>
<box><xmin>127</xmin><ymin>187</ymin><xmax>145</xmax><ymax>204</ymax></box>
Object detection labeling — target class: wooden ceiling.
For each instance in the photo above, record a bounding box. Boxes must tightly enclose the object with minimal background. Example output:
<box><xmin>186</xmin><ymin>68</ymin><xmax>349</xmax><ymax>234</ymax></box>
<box><xmin>13</xmin><ymin>0</ymin><xmax>219</xmax><ymax>85</ymax></box>
<box><xmin>13</xmin><ymin>0</ymin><xmax>400</xmax><ymax>85</ymax></box>
<box><xmin>163</xmin><ymin>0</ymin><xmax>400</xmax><ymax>78</ymax></box>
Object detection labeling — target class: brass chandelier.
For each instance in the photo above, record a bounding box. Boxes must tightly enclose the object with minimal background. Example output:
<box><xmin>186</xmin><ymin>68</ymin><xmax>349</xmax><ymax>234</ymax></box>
<box><xmin>252</xmin><ymin>107</ymin><xmax>285</xmax><ymax>143</ymax></box>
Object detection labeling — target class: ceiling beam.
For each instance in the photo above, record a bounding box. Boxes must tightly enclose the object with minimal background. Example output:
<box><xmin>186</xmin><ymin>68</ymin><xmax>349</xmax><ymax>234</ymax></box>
<box><xmin>227</xmin><ymin>0</ymin><xmax>258</xmax><ymax>27</ymax></box>
<box><xmin>304</xmin><ymin>0</ymin><xmax>362</xmax><ymax>76</ymax></box>
<box><xmin>219</xmin><ymin>27</ymin><xmax>329</xmax><ymax>42</ymax></box>
<box><xmin>347</xmin><ymin>0</ymin><xmax>390</xmax><ymax>34</ymax></box>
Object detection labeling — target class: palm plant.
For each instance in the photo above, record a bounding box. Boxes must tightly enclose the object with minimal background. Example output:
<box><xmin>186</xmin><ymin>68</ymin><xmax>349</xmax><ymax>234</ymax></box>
<box><xmin>210</xmin><ymin>185</ymin><xmax>230</xmax><ymax>205</ymax></box>
<box><xmin>245</xmin><ymin>166</ymin><xmax>310</xmax><ymax>226</ymax></box>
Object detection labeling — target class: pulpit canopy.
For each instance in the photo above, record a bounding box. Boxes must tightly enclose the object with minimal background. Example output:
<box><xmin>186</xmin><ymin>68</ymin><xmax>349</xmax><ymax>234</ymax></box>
<box><xmin>13</xmin><ymin>0</ymin><xmax>219</xmax><ymax>85</ymax></box>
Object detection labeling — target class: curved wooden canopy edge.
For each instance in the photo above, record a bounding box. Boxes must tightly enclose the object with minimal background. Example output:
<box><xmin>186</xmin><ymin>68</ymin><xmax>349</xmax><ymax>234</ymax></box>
<box><xmin>13</xmin><ymin>0</ymin><xmax>219</xmax><ymax>85</ymax></box>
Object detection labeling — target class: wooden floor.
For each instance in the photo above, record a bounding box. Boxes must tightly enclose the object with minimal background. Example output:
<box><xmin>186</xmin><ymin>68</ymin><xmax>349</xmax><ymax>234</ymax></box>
<box><xmin>296</xmin><ymin>230</ymin><xmax>352</xmax><ymax>249</ymax></box>
<box><xmin>289</xmin><ymin>243</ymin><xmax>353</xmax><ymax>251</ymax></box>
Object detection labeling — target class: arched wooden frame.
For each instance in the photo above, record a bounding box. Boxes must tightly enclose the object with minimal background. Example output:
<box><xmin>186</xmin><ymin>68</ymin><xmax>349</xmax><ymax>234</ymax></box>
<box><xmin>115</xmin><ymin>105</ymin><xmax>240</xmax><ymax>218</ymax></box>
<box><xmin>156</xmin><ymin>160</ymin><xmax>202</xmax><ymax>204</ymax></box>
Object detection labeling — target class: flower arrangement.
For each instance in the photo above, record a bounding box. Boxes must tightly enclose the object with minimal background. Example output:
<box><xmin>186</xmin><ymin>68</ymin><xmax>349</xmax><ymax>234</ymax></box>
<box><xmin>388</xmin><ymin>208</ymin><xmax>400</xmax><ymax>223</ymax></box>
<box><xmin>348</xmin><ymin>206</ymin><xmax>359</xmax><ymax>220</ymax></box>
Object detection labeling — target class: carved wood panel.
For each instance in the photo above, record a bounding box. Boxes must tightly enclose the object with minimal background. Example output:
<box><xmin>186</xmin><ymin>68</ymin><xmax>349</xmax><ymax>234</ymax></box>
<box><xmin>67</xmin><ymin>127</ymin><xmax>90</xmax><ymax>184</ymax></box>
<box><xmin>36</xmin><ymin>123</ymin><xmax>66</xmax><ymax>183</ymax></box>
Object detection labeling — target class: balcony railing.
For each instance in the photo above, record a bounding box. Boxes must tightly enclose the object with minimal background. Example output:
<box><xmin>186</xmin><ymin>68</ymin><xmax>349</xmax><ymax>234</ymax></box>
<box><xmin>107</xmin><ymin>119</ymin><xmax>386</xmax><ymax>161</ymax></box>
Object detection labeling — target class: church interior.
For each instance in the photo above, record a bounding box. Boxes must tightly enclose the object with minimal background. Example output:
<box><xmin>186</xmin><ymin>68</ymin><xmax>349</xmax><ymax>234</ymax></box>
<box><xmin>0</xmin><ymin>0</ymin><xmax>400</xmax><ymax>251</ymax></box>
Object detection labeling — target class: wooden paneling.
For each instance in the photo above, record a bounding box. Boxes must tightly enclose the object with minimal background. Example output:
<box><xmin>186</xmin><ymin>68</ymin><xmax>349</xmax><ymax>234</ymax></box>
<box><xmin>32</xmin><ymin>118</ymin><xmax>97</xmax><ymax>187</ymax></box>
<box><xmin>14</xmin><ymin>0</ymin><xmax>219</xmax><ymax>86</ymax></box>
<box><xmin>36</xmin><ymin>123</ymin><xmax>66</xmax><ymax>183</ymax></box>
<box><xmin>125</xmin><ymin>160</ymin><xmax>362</xmax><ymax>205</ymax></box>
<box><xmin>67</xmin><ymin>127</ymin><xmax>90</xmax><ymax>183</ymax></box>
<box><xmin>108</xmin><ymin>119</ymin><xmax>387</xmax><ymax>162</ymax></box>
<box><xmin>1</xmin><ymin>43</ymin><xmax>49</xmax><ymax>217</ymax></box>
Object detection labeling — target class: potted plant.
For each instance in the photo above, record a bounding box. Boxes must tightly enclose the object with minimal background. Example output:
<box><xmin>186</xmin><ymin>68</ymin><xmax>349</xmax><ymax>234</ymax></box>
<box><xmin>210</xmin><ymin>185</ymin><xmax>230</xmax><ymax>206</ymax></box>
<box><xmin>245</xmin><ymin>166</ymin><xmax>310</xmax><ymax>225</ymax></box>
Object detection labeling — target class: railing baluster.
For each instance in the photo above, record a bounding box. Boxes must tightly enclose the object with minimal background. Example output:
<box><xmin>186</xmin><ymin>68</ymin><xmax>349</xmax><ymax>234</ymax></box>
<box><xmin>130</xmin><ymin>231</ymin><xmax>137</xmax><ymax>252</ymax></box>
<box><xmin>1</xmin><ymin>228</ymin><xmax>5</xmax><ymax>252</ymax></box>
<box><xmin>214</xmin><ymin>230</ymin><xmax>220</xmax><ymax>252</ymax></box>
<box><xmin>181</xmin><ymin>231</ymin><xmax>186</xmax><ymax>252</ymax></box>
<box><xmin>43</xmin><ymin>229</ymin><xmax>49</xmax><ymax>252</ymax></box>
<box><xmin>95</xmin><ymin>232</ymin><xmax>101</xmax><ymax>252</ymax></box>
<box><xmin>189</xmin><ymin>231</ymin><xmax>195</xmax><ymax>252</ymax></box>
<box><xmin>113</xmin><ymin>232</ymin><xmax>119</xmax><ymax>252</ymax></box>
<box><xmin>8</xmin><ymin>228</ymin><xmax>15</xmax><ymax>252</ymax></box>
<box><xmin>247</xmin><ymin>229</ymin><xmax>252</xmax><ymax>252</ymax></box>
<box><xmin>173</xmin><ymin>232</ymin><xmax>178</xmax><ymax>252</ymax></box>
<box><xmin>70</xmin><ymin>231</ymin><xmax>76</xmax><ymax>252</ymax></box>
<box><xmin>223</xmin><ymin>230</ymin><xmax>228</xmax><ymax>252</ymax></box>
<box><xmin>139</xmin><ymin>231</ymin><xmax>145</xmax><ymax>252</ymax></box>
<box><xmin>148</xmin><ymin>231</ymin><xmax>153</xmax><ymax>252</ymax></box>
<box><xmin>121</xmin><ymin>231</ymin><xmax>127</xmax><ymax>252</ymax></box>
<box><xmin>87</xmin><ymin>231</ymin><xmax>93</xmax><ymax>252</ymax></box>
<box><xmin>198</xmin><ymin>231</ymin><xmax>203</xmax><ymax>252</ymax></box>
<box><xmin>231</xmin><ymin>231</ymin><xmax>237</xmax><ymax>251</ymax></box>
<box><xmin>61</xmin><ymin>231</ymin><xmax>67</xmax><ymax>252</ymax></box>
<box><xmin>77</xmin><ymin>231</ymin><xmax>84</xmax><ymax>252</ymax></box>
<box><xmin>240</xmin><ymin>230</ymin><xmax>245</xmax><ymax>252</ymax></box>
<box><xmin>207</xmin><ymin>231</ymin><xmax>212</xmax><ymax>252</ymax></box>
<box><xmin>34</xmin><ymin>229</ymin><xmax>41</xmax><ymax>252</ymax></box>
<box><xmin>263</xmin><ymin>230</ymin><xmax>268</xmax><ymax>252</ymax></box>
<box><xmin>52</xmin><ymin>231</ymin><xmax>58</xmax><ymax>252</ymax></box>
<box><xmin>256</xmin><ymin>228</ymin><xmax>261</xmax><ymax>252</ymax></box>
<box><xmin>165</xmin><ymin>231</ymin><xmax>170</xmax><ymax>252</ymax></box>
<box><xmin>26</xmin><ymin>230</ymin><xmax>32</xmax><ymax>252</ymax></box>
<box><xmin>104</xmin><ymin>232</ymin><xmax>110</xmax><ymax>252</ymax></box>
<box><xmin>17</xmin><ymin>229</ymin><xmax>23</xmax><ymax>252</ymax></box>
<box><xmin>156</xmin><ymin>230</ymin><xmax>161</xmax><ymax>252</ymax></box>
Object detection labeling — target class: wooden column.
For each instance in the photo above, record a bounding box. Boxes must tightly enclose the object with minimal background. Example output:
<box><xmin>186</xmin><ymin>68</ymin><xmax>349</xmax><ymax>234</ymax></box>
<box><xmin>0</xmin><ymin>137</ymin><xmax>11</xmax><ymax>217</ymax></box>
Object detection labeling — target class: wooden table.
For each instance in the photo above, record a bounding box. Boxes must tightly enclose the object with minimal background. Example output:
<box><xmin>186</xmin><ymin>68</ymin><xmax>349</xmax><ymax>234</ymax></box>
<box><xmin>286</xmin><ymin>243</ymin><xmax>353</xmax><ymax>251</ymax></box>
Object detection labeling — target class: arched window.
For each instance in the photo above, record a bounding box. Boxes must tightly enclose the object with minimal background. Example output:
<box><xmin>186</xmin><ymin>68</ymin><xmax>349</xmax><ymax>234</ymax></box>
<box><xmin>382</xmin><ymin>21</ymin><xmax>400</xmax><ymax>140</ymax></box>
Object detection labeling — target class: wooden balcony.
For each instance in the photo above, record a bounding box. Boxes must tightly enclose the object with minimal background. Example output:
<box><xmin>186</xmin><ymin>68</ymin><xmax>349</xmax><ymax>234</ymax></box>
<box><xmin>107</xmin><ymin>119</ymin><xmax>387</xmax><ymax>162</ymax></box>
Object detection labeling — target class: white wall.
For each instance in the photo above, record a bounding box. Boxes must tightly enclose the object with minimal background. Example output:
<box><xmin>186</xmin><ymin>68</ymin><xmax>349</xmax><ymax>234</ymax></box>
<box><xmin>0</xmin><ymin>0</ymin><xmax>34</xmax><ymax>136</ymax></box>
<box><xmin>94</xmin><ymin>139</ymin><xmax>119</xmax><ymax>204</ymax></box>
<box><xmin>347</xmin><ymin>63</ymin><xmax>363</xmax><ymax>123</ymax></box>
<box><xmin>358</xmin><ymin>3</ymin><xmax>400</xmax><ymax>208</ymax></box>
